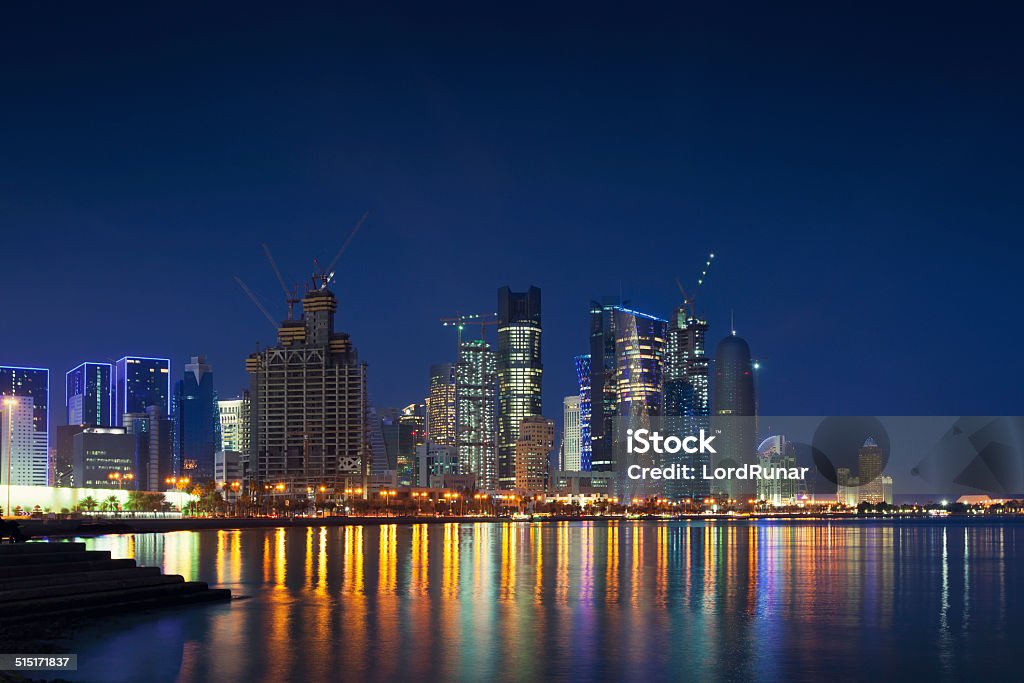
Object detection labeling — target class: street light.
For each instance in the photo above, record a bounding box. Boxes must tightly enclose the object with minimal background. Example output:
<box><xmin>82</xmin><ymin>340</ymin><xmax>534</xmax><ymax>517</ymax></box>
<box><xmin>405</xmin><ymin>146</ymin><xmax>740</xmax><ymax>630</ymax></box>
<box><xmin>3</xmin><ymin>397</ymin><xmax>18</xmax><ymax>518</ymax></box>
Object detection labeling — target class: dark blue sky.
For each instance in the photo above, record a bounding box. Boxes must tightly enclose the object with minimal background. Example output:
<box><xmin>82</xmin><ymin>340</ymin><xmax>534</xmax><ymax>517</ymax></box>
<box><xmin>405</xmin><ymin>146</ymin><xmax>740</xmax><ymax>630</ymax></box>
<box><xmin>1</xmin><ymin>2</ymin><xmax>1022</xmax><ymax>428</ymax></box>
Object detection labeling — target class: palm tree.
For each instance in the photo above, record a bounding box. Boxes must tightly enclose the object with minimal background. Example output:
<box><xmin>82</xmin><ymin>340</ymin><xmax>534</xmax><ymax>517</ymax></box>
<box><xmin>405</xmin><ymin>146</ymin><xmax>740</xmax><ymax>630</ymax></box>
<box><xmin>103</xmin><ymin>495</ymin><xmax>120</xmax><ymax>515</ymax></box>
<box><xmin>79</xmin><ymin>496</ymin><xmax>98</xmax><ymax>513</ymax></box>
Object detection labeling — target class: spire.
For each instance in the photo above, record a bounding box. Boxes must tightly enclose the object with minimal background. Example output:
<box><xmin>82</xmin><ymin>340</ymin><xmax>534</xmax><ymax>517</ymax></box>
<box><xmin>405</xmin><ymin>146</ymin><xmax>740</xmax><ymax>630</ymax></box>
<box><xmin>731</xmin><ymin>309</ymin><xmax>736</xmax><ymax>336</ymax></box>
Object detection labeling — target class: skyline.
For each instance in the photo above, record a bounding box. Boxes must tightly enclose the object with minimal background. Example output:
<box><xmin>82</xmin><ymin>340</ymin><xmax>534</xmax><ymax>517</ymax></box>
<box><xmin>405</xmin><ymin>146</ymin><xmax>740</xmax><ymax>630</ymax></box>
<box><xmin>2</xmin><ymin>2</ymin><xmax>1022</xmax><ymax>427</ymax></box>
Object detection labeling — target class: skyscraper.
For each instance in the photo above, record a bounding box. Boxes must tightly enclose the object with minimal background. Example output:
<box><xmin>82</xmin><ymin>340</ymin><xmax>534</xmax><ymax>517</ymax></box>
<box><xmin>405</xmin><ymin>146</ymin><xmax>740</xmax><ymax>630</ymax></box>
<box><xmin>858</xmin><ymin>437</ymin><xmax>884</xmax><ymax>505</ymax></box>
<box><xmin>588</xmin><ymin>301</ymin><xmax>666</xmax><ymax>475</ymax></box>
<box><xmin>574</xmin><ymin>354</ymin><xmax>592</xmax><ymax>471</ymax></box>
<box><xmin>0</xmin><ymin>366</ymin><xmax>49</xmax><ymax>486</ymax></box>
<box><xmin>426</xmin><ymin>364</ymin><xmax>457</xmax><ymax>446</ymax></box>
<box><xmin>456</xmin><ymin>339</ymin><xmax>497</xmax><ymax>490</ymax></box>
<box><xmin>124</xmin><ymin>406</ymin><xmax>173</xmax><ymax>491</ymax></box>
<box><xmin>514</xmin><ymin>415</ymin><xmax>554</xmax><ymax>493</ymax></box>
<box><xmin>664</xmin><ymin>305</ymin><xmax>711</xmax><ymax>501</ymax></box>
<box><xmin>173</xmin><ymin>356</ymin><xmax>220</xmax><ymax>481</ymax></box>
<box><xmin>247</xmin><ymin>284</ymin><xmax>369</xmax><ymax>493</ymax></box>
<box><xmin>397</xmin><ymin>403</ymin><xmax>426</xmax><ymax>486</ymax></box>
<box><xmin>561</xmin><ymin>395</ymin><xmax>582</xmax><ymax>472</ymax></box>
<box><xmin>218</xmin><ymin>395</ymin><xmax>248</xmax><ymax>453</ymax></box>
<box><xmin>114</xmin><ymin>357</ymin><xmax>170</xmax><ymax>425</ymax></box>
<box><xmin>66</xmin><ymin>362</ymin><xmax>112</xmax><ymax>427</ymax></box>
<box><xmin>711</xmin><ymin>333</ymin><xmax>757</xmax><ymax>497</ymax></box>
<box><xmin>497</xmin><ymin>286</ymin><xmax>543</xmax><ymax>490</ymax></box>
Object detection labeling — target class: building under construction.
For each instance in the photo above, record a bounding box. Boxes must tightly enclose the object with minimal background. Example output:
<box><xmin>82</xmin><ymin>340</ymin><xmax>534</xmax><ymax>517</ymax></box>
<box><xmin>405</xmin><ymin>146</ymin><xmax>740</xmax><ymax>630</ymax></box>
<box><xmin>245</xmin><ymin>284</ymin><xmax>369</xmax><ymax>497</ymax></box>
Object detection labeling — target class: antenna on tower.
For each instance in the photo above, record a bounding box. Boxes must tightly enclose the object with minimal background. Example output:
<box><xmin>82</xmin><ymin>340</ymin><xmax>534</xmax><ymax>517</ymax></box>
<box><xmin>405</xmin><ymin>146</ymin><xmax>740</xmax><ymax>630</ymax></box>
<box><xmin>731</xmin><ymin>308</ymin><xmax>736</xmax><ymax>336</ymax></box>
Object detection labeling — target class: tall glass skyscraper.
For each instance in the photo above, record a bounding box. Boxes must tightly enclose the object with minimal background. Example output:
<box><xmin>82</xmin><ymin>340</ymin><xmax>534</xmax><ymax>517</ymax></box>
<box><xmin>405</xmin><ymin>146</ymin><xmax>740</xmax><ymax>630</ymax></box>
<box><xmin>712</xmin><ymin>333</ymin><xmax>757</xmax><ymax>497</ymax></box>
<box><xmin>426</xmin><ymin>363</ymin><xmax>457</xmax><ymax>447</ymax></box>
<box><xmin>561</xmin><ymin>395</ymin><xmax>581</xmax><ymax>472</ymax></box>
<box><xmin>66</xmin><ymin>362</ymin><xmax>112</xmax><ymax>427</ymax></box>
<box><xmin>173</xmin><ymin>356</ymin><xmax>220</xmax><ymax>481</ymax></box>
<box><xmin>496</xmin><ymin>286</ymin><xmax>542</xmax><ymax>490</ymax></box>
<box><xmin>456</xmin><ymin>339</ymin><xmax>497</xmax><ymax>491</ymax></box>
<box><xmin>114</xmin><ymin>356</ymin><xmax>170</xmax><ymax>425</ymax></box>
<box><xmin>664</xmin><ymin>305</ymin><xmax>710</xmax><ymax>501</ymax></box>
<box><xmin>588</xmin><ymin>301</ymin><xmax>666</xmax><ymax>474</ymax></box>
<box><xmin>0</xmin><ymin>366</ymin><xmax>49</xmax><ymax>486</ymax></box>
<box><xmin>574</xmin><ymin>354</ymin><xmax>592</xmax><ymax>471</ymax></box>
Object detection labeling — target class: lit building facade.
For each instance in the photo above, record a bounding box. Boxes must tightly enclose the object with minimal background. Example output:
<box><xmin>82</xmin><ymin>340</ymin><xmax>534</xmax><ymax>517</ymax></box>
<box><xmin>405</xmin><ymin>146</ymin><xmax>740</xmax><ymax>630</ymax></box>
<box><xmin>124</xmin><ymin>406</ymin><xmax>173</xmax><ymax>491</ymax></box>
<box><xmin>574</xmin><ymin>354</ymin><xmax>592</xmax><ymax>471</ymax></box>
<box><xmin>0</xmin><ymin>366</ymin><xmax>49</xmax><ymax>486</ymax></box>
<box><xmin>114</xmin><ymin>357</ymin><xmax>170</xmax><ymax>425</ymax></box>
<box><xmin>588</xmin><ymin>301</ymin><xmax>666</xmax><ymax>475</ymax></box>
<box><xmin>664</xmin><ymin>305</ymin><xmax>711</xmax><ymax>502</ymax></box>
<box><xmin>561</xmin><ymin>395</ymin><xmax>581</xmax><ymax>472</ymax></box>
<box><xmin>218</xmin><ymin>396</ymin><xmax>248</xmax><ymax>453</ymax></box>
<box><xmin>72</xmin><ymin>427</ymin><xmax>135</xmax><ymax>489</ymax></box>
<box><xmin>496</xmin><ymin>286</ymin><xmax>542</xmax><ymax>490</ymax></box>
<box><xmin>858</xmin><ymin>437</ymin><xmax>884</xmax><ymax>504</ymax></box>
<box><xmin>66</xmin><ymin>362</ymin><xmax>112</xmax><ymax>427</ymax></box>
<box><xmin>426</xmin><ymin>364</ymin><xmax>457</xmax><ymax>446</ymax></box>
<box><xmin>514</xmin><ymin>415</ymin><xmax>554</xmax><ymax>493</ymax></box>
<box><xmin>456</xmin><ymin>339</ymin><xmax>497</xmax><ymax>491</ymax></box>
<box><xmin>247</xmin><ymin>286</ymin><xmax>369</xmax><ymax>493</ymax></box>
<box><xmin>397</xmin><ymin>403</ymin><xmax>425</xmax><ymax>487</ymax></box>
<box><xmin>755</xmin><ymin>435</ymin><xmax>802</xmax><ymax>506</ymax></box>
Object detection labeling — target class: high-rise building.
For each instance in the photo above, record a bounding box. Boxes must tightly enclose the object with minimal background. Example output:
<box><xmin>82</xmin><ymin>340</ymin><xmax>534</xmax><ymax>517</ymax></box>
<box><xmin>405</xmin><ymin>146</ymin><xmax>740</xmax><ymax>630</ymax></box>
<box><xmin>858</xmin><ymin>437</ymin><xmax>884</xmax><ymax>505</ymax></box>
<box><xmin>756</xmin><ymin>435</ymin><xmax>801</xmax><ymax>506</ymax></box>
<box><xmin>426</xmin><ymin>364</ymin><xmax>457</xmax><ymax>446</ymax></box>
<box><xmin>417</xmin><ymin>442</ymin><xmax>458</xmax><ymax>488</ymax></box>
<box><xmin>66</xmin><ymin>362</ymin><xmax>112</xmax><ymax>427</ymax></box>
<box><xmin>561</xmin><ymin>395</ymin><xmax>581</xmax><ymax>472</ymax></box>
<box><xmin>456</xmin><ymin>339</ymin><xmax>497</xmax><ymax>490</ymax></box>
<box><xmin>172</xmin><ymin>356</ymin><xmax>220</xmax><ymax>482</ymax></box>
<box><xmin>114</xmin><ymin>357</ymin><xmax>170</xmax><ymax>425</ymax></box>
<box><xmin>124</xmin><ymin>406</ymin><xmax>173</xmax><ymax>491</ymax></box>
<box><xmin>72</xmin><ymin>427</ymin><xmax>135</xmax><ymax>489</ymax></box>
<box><xmin>588</xmin><ymin>301</ymin><xmax>666</xmax><ymax>475</ymax></box>
<box><xmin>882</xmin><ymin>475</ymin><xmax>894</xmax><ymax>506</ymax></box>
<box><xmin>497</xmin><ymin>286</ymin><xmax>543</xmax><ymax>490</ymax></box>
<box><xmin>246</xmin><ymin>285</ymin><xmax>369</xmax><ymax>493</ymax></box>
<box><xmin>664</xmin><ymin>305</ymin><xmax>711</xmax><ymax>502</ymax></box>
<box><xmin>514</xmin><ymin>415</ymin><xmax>554</xmax><ymax>493</ymax></box>
<box><xmin>0</xmin><ymin>366</ymin><xmax>49</xmax><ymax>486</ymax></box>
<box><xmin>574</xmin><ymin>354</ymin><xmax>592</xmax><ymax>471</ymax></box>
<box><xmin>397</xmin><ymin>403</ymin><xmax>426</xmax><ymax>487</ymax></box>
<box><xmin>218</xmin><ymin>396</ymin><xmax>248</xmax><ymax>453</ymax></box>
<box><xmin>711</xmin><ymin>334</ymin><xmax>757</xmax><ymax>497</ymax></box>
<box><xmin>836</xmin><ymin>467</ymin><xmax>859</xmax><ymax>507</ymax></box>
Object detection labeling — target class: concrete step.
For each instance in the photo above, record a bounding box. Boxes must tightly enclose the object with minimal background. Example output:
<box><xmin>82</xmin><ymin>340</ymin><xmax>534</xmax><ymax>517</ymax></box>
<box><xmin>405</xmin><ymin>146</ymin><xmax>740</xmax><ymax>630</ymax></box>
<box><xmin>0</xmin><ymin>579</ymin><xmax>214</xmax><ymax>618</ymax></box>
<box><xmin>0</xmin><ymin>585</ymin><xmax>233</xmax><ymax>624</ymax></box>
<box><xmin>0</xmin><ymin>549</ymin><xmax>108</xmax><ymax>567</ymax></box>
<box><xmin>0</xmin><ymin>542</ymin><xmax>86</xmax><ymax>555</ymax></box>
<box><xmin>0</xmin><ymin>558</ymin><xmax>136</xmax><ymax>580</ymax></box>
<box><xmin>0</xmin><ymin>566</ymin><xmax>161</xmax><ymax>592</ymax></box>
<box><xmin>0</xmin><ymin>574</ymin><xmax>184</xmax><ymax>603</ymax></box>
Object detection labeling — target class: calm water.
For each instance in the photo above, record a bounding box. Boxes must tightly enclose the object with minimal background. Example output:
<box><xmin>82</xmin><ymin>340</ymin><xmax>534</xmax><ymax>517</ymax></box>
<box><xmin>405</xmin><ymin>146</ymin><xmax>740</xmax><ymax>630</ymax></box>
<box><xmin>60</xmin><ymin>520</ymin><xmax>1024</xmax><ymax>682</ymax></box>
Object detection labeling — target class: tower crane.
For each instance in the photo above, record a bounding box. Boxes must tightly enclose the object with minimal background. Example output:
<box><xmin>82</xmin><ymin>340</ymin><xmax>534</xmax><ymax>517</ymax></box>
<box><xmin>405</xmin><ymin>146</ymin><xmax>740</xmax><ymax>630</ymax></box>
<box><xmin>439</xmin><ymin>312</ymin><xmax>500</xmax><ymax>352</ymax></box>
<box><xmin>675</xmin><ymin>252</ymin><xmax>715</xmax><ymax>318</ymax></box>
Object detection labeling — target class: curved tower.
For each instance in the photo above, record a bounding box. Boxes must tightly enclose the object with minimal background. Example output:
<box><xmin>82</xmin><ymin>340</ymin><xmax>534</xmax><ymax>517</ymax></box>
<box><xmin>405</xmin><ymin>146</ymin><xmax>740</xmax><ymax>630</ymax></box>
<box><xmin>711</xmin><ymin>334</ymin><xmax>756</xmax><ymax>496</ymax></box>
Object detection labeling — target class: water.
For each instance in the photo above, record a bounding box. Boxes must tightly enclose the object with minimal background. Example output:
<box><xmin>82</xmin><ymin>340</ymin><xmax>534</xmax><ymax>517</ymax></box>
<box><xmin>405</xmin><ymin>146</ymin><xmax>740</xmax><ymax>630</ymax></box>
<box><xmin>59</xmin><ymin>520</ymin><xmax>1024</xmax><ymax>682</ymax></box>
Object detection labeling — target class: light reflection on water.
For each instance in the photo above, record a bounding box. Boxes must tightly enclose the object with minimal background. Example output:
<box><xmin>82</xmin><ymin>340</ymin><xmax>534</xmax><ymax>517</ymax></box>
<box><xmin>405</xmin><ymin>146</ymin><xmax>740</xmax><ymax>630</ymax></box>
<box><xmin>68</xmin><ymin>520</ymin><xmax>1024</xmax><ymax>682</ymax></box>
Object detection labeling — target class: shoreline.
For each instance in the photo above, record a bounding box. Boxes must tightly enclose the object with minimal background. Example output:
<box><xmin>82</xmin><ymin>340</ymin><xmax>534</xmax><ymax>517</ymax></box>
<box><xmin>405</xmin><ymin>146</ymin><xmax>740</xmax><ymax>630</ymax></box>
<box><xmin>16</xmin><ymin>512</ymin><xmax>1024</xmax><ymax>538</ymax></box>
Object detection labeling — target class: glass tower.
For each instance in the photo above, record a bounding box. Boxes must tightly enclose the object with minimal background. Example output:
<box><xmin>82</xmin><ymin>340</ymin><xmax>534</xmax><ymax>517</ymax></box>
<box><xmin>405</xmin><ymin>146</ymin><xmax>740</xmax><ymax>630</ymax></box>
<box><xmin>496</xmin><ymin>286</ymin><xmax>542</xmax><ymax>490</ymax></box>
<box><xmin>664</xmin><ymin>305</ymin><xmax>711</xmax><ymax>501</ymax></box>
<box><xmin>173</xmin><ymin>356</ymin><xmax>220</xmax><ymax>481</ymax></box>
<box><xmin>588</xmin><ymin>302</ymin><xmax>666</xmax><ymax>474</ymax></box>
<box><xmin>114</xmin><ymin>356</ymin><xmax>171</xmax><ymax>425</ymax></box>
<box><xmin>66</xmin><ymin>362</ymin><xmax>112</xmax><ymax>427</ymax></box>
<box><xmin>456</xmin><ymin>339</ymin><xmax>497</xmax><ymax>491</ymax></box>
<box><xmin>574</xmin><ymin>354</ymin><xmax>592</xmax><ymax>471</ymax></box>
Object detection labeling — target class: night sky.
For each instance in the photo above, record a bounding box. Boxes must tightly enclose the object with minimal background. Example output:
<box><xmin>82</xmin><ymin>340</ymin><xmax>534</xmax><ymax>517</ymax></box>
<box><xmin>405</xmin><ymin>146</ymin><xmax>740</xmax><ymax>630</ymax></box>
<box><xmin>2</xmin><ymin>2</ymin><xmax>1022</xmax><ymax>433</ymax></box>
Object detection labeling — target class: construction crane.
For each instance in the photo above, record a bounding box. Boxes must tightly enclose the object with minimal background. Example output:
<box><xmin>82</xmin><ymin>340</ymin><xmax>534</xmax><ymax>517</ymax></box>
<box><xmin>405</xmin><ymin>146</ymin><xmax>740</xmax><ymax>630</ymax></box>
<box><xmin>234</xmin><ymin>276</ymin><xmax>278</xmax><ymax>329</ymax></box>
<box><xmin>440</xmin><ymin>312</ymin><xmax>500</xmax><ymax>350</ymax></box>
<box><xmin>314</xmin><ymin>211</ymin><xmax>370</xmax><ymax>290</ymax></box>
<box><xmin>675</xmin><ymin>252</ymin><xmax>715</xmax><ymax>318</ymax></box>
<box><xmin>261</xmin><ymin>243</ymin><xmax>301</xmax><ymax>320</ymax></box>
